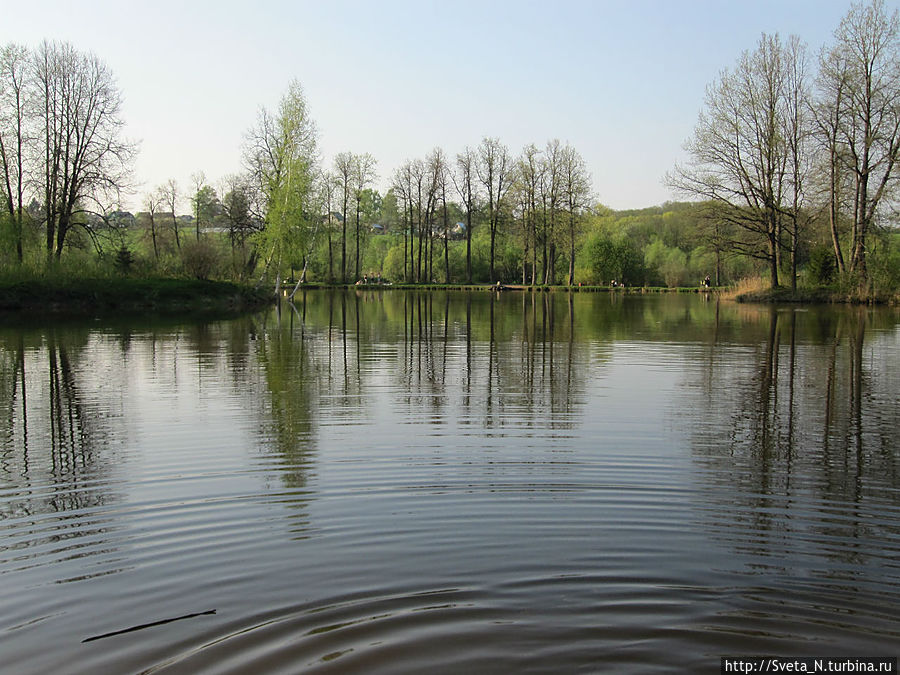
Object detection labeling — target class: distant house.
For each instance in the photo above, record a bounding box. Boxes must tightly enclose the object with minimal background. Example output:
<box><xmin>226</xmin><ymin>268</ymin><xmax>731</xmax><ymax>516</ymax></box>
<box><xmin>108</xmin><ymin>210</ymin><xmax>136</xmax><ymax>229</ymax></box>
<box><xmin>371</xmin><ymin>223</ymin><xmax>384</xmax><ymax>234</ymax></box>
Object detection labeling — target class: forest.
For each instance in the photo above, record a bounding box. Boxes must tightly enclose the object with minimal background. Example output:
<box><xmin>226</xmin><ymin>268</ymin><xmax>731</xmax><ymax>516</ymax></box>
<box><xmin>1</xmin><ymin>0</ymin><xmax>898</xmax><ymax>300</ymax></box>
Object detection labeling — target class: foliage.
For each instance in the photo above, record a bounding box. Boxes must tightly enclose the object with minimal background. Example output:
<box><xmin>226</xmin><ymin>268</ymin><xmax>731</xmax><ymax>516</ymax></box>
<box><xmin>581</xmin><ymin>231</ymin><xmax>644</xmax><ymax>286</ymax></box>
<box><xmin>181</xmin><ymin>238</ymin><xmax>222</xmax><ymax>280</ymax></box>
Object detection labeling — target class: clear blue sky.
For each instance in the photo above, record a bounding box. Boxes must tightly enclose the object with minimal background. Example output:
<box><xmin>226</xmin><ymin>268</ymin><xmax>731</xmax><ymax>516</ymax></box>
<box><xmin>3</xmin><ymin>0</ymin><xmax>894</xmax><ymax>211</ymax></box>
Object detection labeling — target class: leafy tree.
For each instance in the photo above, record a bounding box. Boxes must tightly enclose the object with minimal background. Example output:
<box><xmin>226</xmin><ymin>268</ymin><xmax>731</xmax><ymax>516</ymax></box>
<box><xmin>244</xmin><ymin>79</ymin><xmax>318</xmax><ymax>297</ymax></box>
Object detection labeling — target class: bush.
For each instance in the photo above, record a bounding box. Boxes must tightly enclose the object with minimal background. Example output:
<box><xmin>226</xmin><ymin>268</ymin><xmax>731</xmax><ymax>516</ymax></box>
<box><xmin>181</xmin><ymin>238</ymin><xmax>222</xmax><ymax>280</ymax></box>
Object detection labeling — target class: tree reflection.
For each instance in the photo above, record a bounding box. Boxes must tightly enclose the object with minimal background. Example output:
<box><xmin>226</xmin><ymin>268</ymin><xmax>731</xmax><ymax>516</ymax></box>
<box><xmin>0</xmin><ymin>328</ymin><xmax>121</xmax><ymax>562</ymax></box>
<box><xmin>687</xmin><ymin>304</ymin><xmax>900</xmax><ymax>570</ymax></box>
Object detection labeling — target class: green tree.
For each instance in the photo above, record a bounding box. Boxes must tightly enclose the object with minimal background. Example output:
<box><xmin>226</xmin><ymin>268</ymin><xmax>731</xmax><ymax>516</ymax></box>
<box><xmin>244</xmin><ymin>79</ymin><xmax>318</xmax><ymax>298</ymax></box>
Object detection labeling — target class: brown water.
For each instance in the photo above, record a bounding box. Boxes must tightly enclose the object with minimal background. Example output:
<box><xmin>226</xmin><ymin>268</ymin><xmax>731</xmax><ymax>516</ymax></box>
<box><xmin>1</xmin><ymin>291</ymin><xmax>898</xmax><ymax>674</ymax></box>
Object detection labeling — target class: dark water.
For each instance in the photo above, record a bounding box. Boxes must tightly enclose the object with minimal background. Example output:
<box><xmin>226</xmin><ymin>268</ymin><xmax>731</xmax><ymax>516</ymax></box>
<box><xmin>1</xmin><ymin>291</ymin><xmax>898</xmax><ymax>674</ymax></box>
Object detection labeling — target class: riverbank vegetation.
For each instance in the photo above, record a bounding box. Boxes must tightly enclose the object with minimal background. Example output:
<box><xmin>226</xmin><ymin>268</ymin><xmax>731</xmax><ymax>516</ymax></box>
<box><xmin>1</xmin><ymin>1</ymin><xmax>898</xmax><ymax>307</ymax></box>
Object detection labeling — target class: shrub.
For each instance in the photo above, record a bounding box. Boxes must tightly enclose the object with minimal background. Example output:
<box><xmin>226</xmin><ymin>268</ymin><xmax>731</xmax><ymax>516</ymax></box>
<box><xmin>181</xmin><ymin>238</ymin><xmax>222</xmax><ymax>280</ymax></box>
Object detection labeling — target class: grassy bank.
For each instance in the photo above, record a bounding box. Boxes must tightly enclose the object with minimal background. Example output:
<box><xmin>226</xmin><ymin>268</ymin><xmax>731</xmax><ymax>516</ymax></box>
<box><xmin>735</xmin><ymin>286</ymin><xmax>899</xmax><ymax>305</ymax></box>
<box><xmin>0</xmin><ymin>277</ymin><xmax>273</xmax><ymax>316</ymax></box>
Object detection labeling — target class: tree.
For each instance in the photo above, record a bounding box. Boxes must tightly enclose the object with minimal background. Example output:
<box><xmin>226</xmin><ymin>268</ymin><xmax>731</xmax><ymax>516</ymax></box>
<box><xmin>244</xmin><ymin>79</ymin><xmax>318</xmax><ymax>297</ymax></box>
<box><xmin>316</xmin><ymin>170</ymin><xmax>339</xmax><ymax>281</ymax></box>
<box><xmin>515</xmin><ymin>143</ymin><xmax>544</xmax><ymax>285</ymax></box>
<box><xmin>454</xmin><ymin>146</ymin><xmax>479</xmax><ymax>283</ymax></box>
<box><xmin>477</xmin><ymin>137</ymin><xmax>512</xmax><ymax>283</ymax></box>
<box><xmin>220</xmin><ymin>173</ymin><xmax>257</xmax><ymax>277</ymax></box>
<box><xmin>333</xmin><ymin>152</ymin><xmax>354</xmax><ymax>282</ymax></box>
<box><xmin>144</xmin><ymin>188</ymin><xmax>162</xmax><ymax>260</ymax></box>
<box><xmin>668</xmin><ymin>33</ymin><xmax>809</xmax><ymax>288</ymax></box>
<box><xmin>427</xmin><ymin>148</ymin><xmax>451</xmax><ymax>282</ymax></box>
<box><xmin>0</xmin><ymin>43</ymin><xmax>28</xmax><ymax>262</ymax></box>
<box><xmin>817</xmin><ymin>0</ymin><xmax>900</xmax><ymax>283</ymax></box>
<box><xmin>160</xmin><ymin>179</ymin><xmax>181</xmax><ymax>250</ymax></box>
<box><xmin>33</xmin><ymin>40</ymin><xmax>135</xmax><ymax>260</ymax></box>
<box><xmin>540</xmin><ymin>139</ymin><xmax>564</xmax><ymax>284</ymax></box>
<box><xmin>352</xmin><ymin>152</ymin><xmax>377</xmax><ymax>280</ymax></box>
<box><xmin>560</xmin><ymin>143</ymin><xmax>592</xmax><ymax>286</ymax></box>
<box><xmin>190</xmin><ymin>171</ymin><xmax>219</xmax><ymax>240</ymax></box>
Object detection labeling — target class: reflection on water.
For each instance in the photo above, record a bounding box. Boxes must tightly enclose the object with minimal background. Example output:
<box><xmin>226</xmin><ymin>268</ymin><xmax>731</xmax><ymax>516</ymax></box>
<box><xmin>0</xmin><ymin>292</ymin><xmax>898</xmax><ymax>673</ymax></box>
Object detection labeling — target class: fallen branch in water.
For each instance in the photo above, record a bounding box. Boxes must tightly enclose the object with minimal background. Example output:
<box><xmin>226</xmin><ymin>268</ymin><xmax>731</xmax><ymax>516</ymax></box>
<box><xmin>82</xmin><ymin>609</ymin><xmax>217</xmax><ymax>643</ymax></box>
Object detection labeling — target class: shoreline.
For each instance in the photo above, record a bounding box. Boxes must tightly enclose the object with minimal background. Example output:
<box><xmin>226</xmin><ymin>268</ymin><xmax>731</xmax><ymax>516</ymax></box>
<box><xmin>2</xmin><ymin>278</ymin><xmax>895</xmax><ymax>316</ymax></box>
<box><xmin>0</xmin><ymin>278</ymin><xmax>274</xmax><ymax>316</ymax></box>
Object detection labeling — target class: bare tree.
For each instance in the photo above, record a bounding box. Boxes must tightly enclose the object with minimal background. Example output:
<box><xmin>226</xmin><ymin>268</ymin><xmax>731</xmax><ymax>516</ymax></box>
<box><xmin>453</xmin><ymin>147</ymin><xmax>479</xmax><ymax>283</ymax></box>
<box><xmin>476</xmin><ymin>137</ymin><xmax>512</xmax><ymax>283</ymax></box>
<box><xmin>33</xmin><ymin>40</ymin><xmax>135</xmax><ymax>260</ymax></box>
<box><xmin>160</xmin><ymin>178</ymin><xmax>181</xmax><ymax>250</ymax></box>
<box><xmin>0</xmin><ymin>43</ymin><xmax>29</xmax><ymax>262</ymax></box>
<box><xmin>352</xmin><ymin>152</ymin><xmax>377</xmax><ymax>280</ymax></box>
<box><xmin>817</xmin><ymin>0</ymin><xmax>900</xmax><ymax>283</ymax></box>
<box><xmin>668</xmin><ymin>33</ymin><xmax>807</xmax><ymax>288</ymax></box>
<box><xmin>144</xmin><ymin>188</ymin><xmax>162</xmax><ymax>261</ymax></box>
<box><xmin>392</xmin><ymin>161</ymin><xmax>414</xmax><ymax>282</ymax></box>
<box><xmin>560</xmin><ymin>143</ymin><xmax>592</xmax><ymax>286</ymax></box>
<box><xmin>427</xmin><ymin>148</ymin><xmax>451</xmax><ymax>282</ymax></box>
<box><xmin>316</xmin><ymin>170</ymin><xmax>339</xmax><ymax>281</ymax></box>
<box><xmin>515</xmin><ymin>143</ymin><xmax>543</xmax><ymax>285</ymax></box>
<box><xmin>540</xmin><ymin>139</ymin><xmax>563</xmax><ymax>284</ymax></box>
<box><xmin>333</xmin><ymin>152</ymin><xmax>354</xmax><ymax>282</ymax></box>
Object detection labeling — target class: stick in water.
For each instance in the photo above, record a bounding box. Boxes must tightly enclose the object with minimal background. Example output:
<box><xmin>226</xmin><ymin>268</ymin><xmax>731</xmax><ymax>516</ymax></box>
<box><xmin>82</xmin><ymin>609</ymin><xmax>217</xmax><ymax>643</ymax></box>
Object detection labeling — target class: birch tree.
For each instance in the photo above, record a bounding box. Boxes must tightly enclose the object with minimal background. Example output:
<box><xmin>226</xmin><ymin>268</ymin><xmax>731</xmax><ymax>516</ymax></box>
<box><xmin>244</xmin><ymin>79</ymin><xmax>318</xmax><ymax>297</ymax></box>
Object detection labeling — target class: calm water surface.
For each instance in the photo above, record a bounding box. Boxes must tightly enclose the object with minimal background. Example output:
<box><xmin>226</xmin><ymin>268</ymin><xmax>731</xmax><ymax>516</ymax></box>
<box><xmin>1</xmin><ymin>291</ymin><xmax>898</xmax><ymax>673</ymax></box>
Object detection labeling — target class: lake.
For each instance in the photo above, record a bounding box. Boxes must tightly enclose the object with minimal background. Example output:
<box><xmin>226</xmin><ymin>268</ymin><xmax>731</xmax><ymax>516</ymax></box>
<box><xmin>1</xmin><ymin>290</ymin><xmax>898</xmax><ymax>673</ymax></box>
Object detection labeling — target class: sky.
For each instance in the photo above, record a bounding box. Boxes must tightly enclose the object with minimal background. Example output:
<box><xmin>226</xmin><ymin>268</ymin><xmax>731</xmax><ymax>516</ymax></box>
<box><xmin>3</xmin><ymin>0</ymin><xmax>896</xmax><ymax>212</ymax></box>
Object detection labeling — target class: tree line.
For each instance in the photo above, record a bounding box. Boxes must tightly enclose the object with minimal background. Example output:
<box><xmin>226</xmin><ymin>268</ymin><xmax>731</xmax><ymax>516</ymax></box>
<box><xmin>2</xmin><ymin>0</ymin><xmax>898</xmax><ymax>295</ymax></box>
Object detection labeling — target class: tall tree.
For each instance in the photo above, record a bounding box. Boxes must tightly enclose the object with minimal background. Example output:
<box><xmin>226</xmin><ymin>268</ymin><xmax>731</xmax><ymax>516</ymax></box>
<box><xmin>333</xmin><ymin>152</ymin><xmax>353</xmax><ymax>282</ymax></box>
<box><xmin>317</xmin><ymin>170</ymin><xmax>339</xmax><ymax>281</ymax></box>
<box><xmin>668</xmin><ymin>33</ymin><xmax>808</xmax><ymax>288</ymax></box>
<box><xmin>33</xmin><ymin>41</ymin><xmax>135</xmax><ymax>259</ymax></box>
<box><xmin>190</xmin><ymin>171</ymin><xmax>217</xmax><ymax>241</ymax></box>
<box><xmin>160</xmin><ymin>179</ymin><xmax>181</xmax><ymax>250</ymax></box>
<box><xmin>516</xmin><ymin>143</ymin><xmax>544</xmax><ymax>285</ymax></box>
<box><xmin>352</xmin><ymin>152</ymin><xmax>377</xmax><ymax>280</ymax></box>
<box><xmin>427</xmin><ymin>148</ymin><xmax>451</xmax><ymax>282</ymax></box>
<box><xmin>453</xmin><ymin>147</ymin><xmax>479</xmax><ymax>283</ymax></box>
<box><xmin>244</xmin><ymin>79</ymin><xmax>318</xmax><ymax>297</ymax></box>
<box><xmin>0</xmin><ymin>43</ymin><xmax>29</xmax><ymax>262</ymax></box>
<box><xmin>144</xmin><ymin>188</ymin><xmax>162</xmax><ymax>261</ymax></box>
<box><xmin>560</xmin><ymin>143</ymin><xmax>592</xmax><ymax>286</ymax></box>
<box><xmin>817</xmin><ymin>0</ymin><xmax>900</xmax><ymax>283</ymax></box>
<box><xmin>540</xmin><ymin>139</ymin><xmax>563</xmax><ymax>284</ymax></box>
<box><xmin>477</xmin><ymin>137</ymin><xmax>511</xmax><ymax>283</ymax></box>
